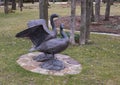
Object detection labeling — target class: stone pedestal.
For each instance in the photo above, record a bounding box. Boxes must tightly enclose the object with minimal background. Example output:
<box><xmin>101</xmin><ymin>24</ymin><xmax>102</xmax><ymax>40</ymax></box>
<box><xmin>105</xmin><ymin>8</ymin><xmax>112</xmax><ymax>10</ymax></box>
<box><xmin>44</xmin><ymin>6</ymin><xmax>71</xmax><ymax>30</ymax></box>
<box><xmin>17</xmin><ymin>52</ymin><xmax>82</xmax><ymax>76</ymax></box>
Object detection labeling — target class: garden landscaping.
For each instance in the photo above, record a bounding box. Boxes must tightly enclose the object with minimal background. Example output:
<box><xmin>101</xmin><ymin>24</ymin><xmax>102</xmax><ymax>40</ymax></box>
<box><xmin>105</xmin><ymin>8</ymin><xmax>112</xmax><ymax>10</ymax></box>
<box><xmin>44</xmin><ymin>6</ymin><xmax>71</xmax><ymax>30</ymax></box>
<box><xmin>0</xmin><ymin>3</ymin><xmax>120</xmax><ymax>85</ymax></box>
<box><xmin>55</xmin><ymin>15</ymin><xmax>120</xmax><ymax>34</ymax></box>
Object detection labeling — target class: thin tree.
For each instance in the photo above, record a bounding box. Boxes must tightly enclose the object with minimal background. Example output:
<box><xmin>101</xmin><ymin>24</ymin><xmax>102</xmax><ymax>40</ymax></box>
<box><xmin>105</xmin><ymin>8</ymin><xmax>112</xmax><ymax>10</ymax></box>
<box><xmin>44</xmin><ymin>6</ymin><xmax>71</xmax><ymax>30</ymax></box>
<box><xmin>4</xmin><ymin>0</ymin><xmax>9</xmax><ymax>14</ymax></box>
<box><xmin>102</xmin><ymin>0</ymin><xmax>106</xmax><ymax>3</ymax></box>
<box><xmin>79</xmin><ymin>0</ymin><xmax>92</xmax><ymax>45</ymax></box>
<box><xmin>70</xmin><ymin>0</ymin><xmax>76</xmax><ymax>45</ymax></box>
<box><xmin>110</xmin><ymin>0</ymin><xmax>114</xmax><ymax>5</ymax></box>
<box><xmin>95</xmin><ymin>0</ymin><xmax>100</xmax><ymax>22</ymax></box>
<box><xmin>104</xmin><ymin>0</ymin><xmax>111</xmax><ymax>20</ymax></box>
<box><xmin>18</xmin><ymin>0</ymin><xmax>23</xmax><ymax>11</ymax></box>
<box><xmin>12</xmin><ymin>0</ymin><xmax>16</xmax><ymax>10</ymax></box>
<box><xmin>31</xmin><ymin>0</ymin><xmax>34</xmax><ymax>4</ymax></box>
<box><xmin>91</xmin><ymin>1</ymin><xmax>94</xmax><ymax>22</ymax></box>
<box><xmin>39</xmin><ymin>0</ymin><xmax>48</xmax><ymax>25</ymax></box>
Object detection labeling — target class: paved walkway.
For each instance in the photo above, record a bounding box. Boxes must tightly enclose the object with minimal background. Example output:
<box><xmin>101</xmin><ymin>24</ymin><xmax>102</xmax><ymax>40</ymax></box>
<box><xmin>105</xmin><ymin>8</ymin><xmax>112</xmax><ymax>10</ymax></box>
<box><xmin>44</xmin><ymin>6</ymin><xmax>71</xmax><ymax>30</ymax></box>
<box><xmin>91</xmin><ymin>32</ymin><xmax>120</xmax><ymax>37</ymax></box>
<box><xmin>49</xmin><ymin>2</ymin><xmax>68</xmax><ymax>5</ymax></box>
<box><xmin>49</xmin><ymin>25</ymin><xmax>120</xmax><ymax>37</ymax></box>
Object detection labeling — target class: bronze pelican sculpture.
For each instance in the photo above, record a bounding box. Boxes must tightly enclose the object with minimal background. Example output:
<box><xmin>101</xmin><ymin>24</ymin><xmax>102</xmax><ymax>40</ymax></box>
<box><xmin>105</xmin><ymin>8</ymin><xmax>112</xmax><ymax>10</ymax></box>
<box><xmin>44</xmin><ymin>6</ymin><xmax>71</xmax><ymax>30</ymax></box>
<box><xmin>16</xmin><ymin>14</ymin><xmax>59</xmax><ymax>61</ymax></box>
<box><xmin>16</xmin><ymin>15</ymin><xmax>69</xmax><ymax>70</ymax></box>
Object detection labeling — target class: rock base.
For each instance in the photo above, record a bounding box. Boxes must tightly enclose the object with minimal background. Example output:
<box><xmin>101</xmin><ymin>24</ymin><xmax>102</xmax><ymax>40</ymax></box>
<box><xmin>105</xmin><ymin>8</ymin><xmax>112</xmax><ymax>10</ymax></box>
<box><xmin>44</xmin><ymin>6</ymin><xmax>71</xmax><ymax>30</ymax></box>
<box><xmin>17</xmin><ymin>52</ymin><xmax>82</xmax><ymax>76</ymax></box>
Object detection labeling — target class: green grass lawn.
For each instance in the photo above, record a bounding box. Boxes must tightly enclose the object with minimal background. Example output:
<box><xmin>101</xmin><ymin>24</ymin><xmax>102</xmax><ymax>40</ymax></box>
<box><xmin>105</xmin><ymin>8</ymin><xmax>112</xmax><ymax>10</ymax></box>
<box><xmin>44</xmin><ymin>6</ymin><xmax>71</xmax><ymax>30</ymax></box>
<box><xmin>0</xmin><ymin>3</ymin><xmax>120</xmax><ymax>85</ymax></box>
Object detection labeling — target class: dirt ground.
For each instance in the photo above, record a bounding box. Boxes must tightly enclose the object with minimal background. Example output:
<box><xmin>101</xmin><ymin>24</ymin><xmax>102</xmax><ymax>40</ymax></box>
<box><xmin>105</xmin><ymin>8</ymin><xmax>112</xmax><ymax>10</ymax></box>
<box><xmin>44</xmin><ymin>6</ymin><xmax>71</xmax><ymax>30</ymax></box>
<box><xmin>55</xmin><ymin>15</ymin><xmax>120</xmax><ymax>34</ymax></box>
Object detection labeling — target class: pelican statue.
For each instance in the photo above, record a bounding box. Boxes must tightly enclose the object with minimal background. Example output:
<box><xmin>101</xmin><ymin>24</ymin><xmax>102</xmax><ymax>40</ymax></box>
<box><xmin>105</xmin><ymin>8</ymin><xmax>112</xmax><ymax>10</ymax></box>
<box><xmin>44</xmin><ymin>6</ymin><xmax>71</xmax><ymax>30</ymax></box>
<box><xmin>30</xmin><ymin>23</ymin><xmax>69</xmax><ymax>70</ymax></box>
<box><xmin>16</xmin><ymin>15</ymin><xmax>69</xmax><ymax>70</ymax></box>
<box><xmin>16</xmin><ymin>14</ymin><xmax>59</xmax><ymax>61</ymax></box>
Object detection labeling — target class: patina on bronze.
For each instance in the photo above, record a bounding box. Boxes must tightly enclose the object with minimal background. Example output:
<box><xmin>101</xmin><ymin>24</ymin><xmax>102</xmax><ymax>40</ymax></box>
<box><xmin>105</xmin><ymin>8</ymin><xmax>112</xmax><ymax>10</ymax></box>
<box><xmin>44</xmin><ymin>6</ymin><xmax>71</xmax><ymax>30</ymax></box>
<box><xmin>16</xmin><ymin>14</ymin><xmax>69</xmax><ymax>71</ymax></box>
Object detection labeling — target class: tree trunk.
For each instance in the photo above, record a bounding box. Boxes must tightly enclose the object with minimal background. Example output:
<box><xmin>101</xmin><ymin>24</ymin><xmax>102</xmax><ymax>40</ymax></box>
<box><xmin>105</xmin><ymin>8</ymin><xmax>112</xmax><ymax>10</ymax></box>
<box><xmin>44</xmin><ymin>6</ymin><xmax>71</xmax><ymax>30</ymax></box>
<box><xmin>104</xmin><ymin>0</ymin><xmax>111</xmax><ymax>21</ymax></box>
<box><xmin>70</xmin><ymin>0</ymin><xmax>76</xmax><ymax>45</ymax></box>
<box><xmin>110</xmin><ymin>0</ymin><xmax>114</xmax><ymax>5</ymax></box>
<box><xmin>48</xmin><ymin>0</ymin><xmax>50</xmax><ymax>6</ymax></box>
<box><xmin>4</xmin><ymin>0</ymin><xmax>9</xmax><ymax>14</ymax></box>
<box><xmin>12</xmin><ymin>0</ymin><xmax>16</xmax><ymax>10</ymax></box>
<box><xmin>31</xmin><ymin>0</ymin><xmax>34</xmax><ymax>4</ymax></box>
<box><xmin>91</xmin><ymin>1</ymin><xmax>94</xmax><ymax>22</ymax></box>
<box><xmin>79</xmin><ymin>0</ymin><xmax>92</xmax><ymax>45</ymax></box>
<box><xmin>53</xmin><ymin>0</ymin><xmax>56</xmax><ymax>3</ymax></box>
<box><xmin>67</xmin><ymin>0</ymin><xmax>70</xmax><ymax>4</ymax></box>
<box><xmin>102</xmin><ymin>0</ymin><xmax>106</xmax><ymax>3</ymax></box>
<box><xmin>19</xmin><ymin>0</ymin><xmax>23</xmax><ymax>11</ymax></box>
<box><xmin>117</xmin><ymin>0</ymin><xmax>120</xmax><ymax>3</ymax></box>
<box><xmin>95</xmin><ymin>0</ymin><xmax>100</xmax><ymax>22</ymax></box>
<box><xmin>39</xmin><ymin>0</ymin><xmax>48</xmax><ymax>26</ymax></box>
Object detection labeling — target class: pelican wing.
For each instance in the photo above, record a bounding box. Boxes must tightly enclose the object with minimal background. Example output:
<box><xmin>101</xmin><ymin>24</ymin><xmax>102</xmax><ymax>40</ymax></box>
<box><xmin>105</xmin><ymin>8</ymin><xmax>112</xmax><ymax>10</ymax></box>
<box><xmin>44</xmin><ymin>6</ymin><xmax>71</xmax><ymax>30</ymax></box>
<box><xmin>16</xmin><ymin>25</ymin><xmax>52</xmax><ymax>47</ymax></box>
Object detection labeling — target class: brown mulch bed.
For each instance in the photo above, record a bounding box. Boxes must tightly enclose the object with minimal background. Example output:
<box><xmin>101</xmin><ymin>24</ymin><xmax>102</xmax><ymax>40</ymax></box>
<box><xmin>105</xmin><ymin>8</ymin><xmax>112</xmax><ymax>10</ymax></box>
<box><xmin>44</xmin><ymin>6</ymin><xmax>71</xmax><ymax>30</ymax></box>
<box><xmin>55</xmin><ymin>15</ymin><xmax>120</xmax><ymax>34</ymax></box>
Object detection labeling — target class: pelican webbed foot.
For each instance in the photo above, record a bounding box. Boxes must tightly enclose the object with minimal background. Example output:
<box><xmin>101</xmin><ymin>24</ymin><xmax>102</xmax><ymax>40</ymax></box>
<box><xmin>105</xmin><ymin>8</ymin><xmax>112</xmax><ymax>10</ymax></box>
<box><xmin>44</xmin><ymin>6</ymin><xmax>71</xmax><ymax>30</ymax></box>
<box><xmin>33</xmin><ymin>53</ymin><xmax>53</xmax><ymax>62</ymax></box>
<box><xmin>40</xmin><ymin>59</ymin><xmax>65</xmax><ymax>71</ymax></box>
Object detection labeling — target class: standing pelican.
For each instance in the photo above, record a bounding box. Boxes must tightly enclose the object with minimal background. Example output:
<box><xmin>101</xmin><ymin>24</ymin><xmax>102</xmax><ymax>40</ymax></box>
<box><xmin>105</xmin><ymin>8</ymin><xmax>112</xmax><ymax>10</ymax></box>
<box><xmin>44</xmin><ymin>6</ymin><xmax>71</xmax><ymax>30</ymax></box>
<box><xmin>29</xmin><ymin>23</ymin><xmax>69</xmax><ymax>70</ymax></box>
